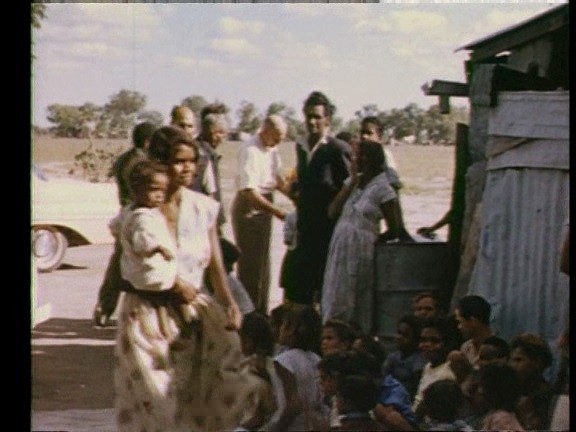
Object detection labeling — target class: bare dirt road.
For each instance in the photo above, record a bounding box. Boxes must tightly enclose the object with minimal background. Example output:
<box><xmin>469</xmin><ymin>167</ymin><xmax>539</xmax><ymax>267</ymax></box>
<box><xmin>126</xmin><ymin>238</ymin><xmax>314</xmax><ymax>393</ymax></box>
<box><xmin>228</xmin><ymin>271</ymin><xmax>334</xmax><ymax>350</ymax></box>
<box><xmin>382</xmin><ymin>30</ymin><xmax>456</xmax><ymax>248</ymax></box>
<box><xmin>31</xmin><ymin>221</ymin><xmax>289</xmax><ymax>432</ymax></box>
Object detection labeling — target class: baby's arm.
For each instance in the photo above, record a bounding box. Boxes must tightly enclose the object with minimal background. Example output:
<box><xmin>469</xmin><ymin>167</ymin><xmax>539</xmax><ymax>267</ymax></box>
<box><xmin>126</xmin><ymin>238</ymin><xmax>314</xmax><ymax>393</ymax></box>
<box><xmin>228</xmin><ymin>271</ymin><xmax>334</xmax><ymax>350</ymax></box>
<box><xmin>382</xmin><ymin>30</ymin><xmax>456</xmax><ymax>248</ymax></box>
<box><xmin>147</xmin><ymin>245</ymin><xmax>174</xmax><ymax>260</ymax></box>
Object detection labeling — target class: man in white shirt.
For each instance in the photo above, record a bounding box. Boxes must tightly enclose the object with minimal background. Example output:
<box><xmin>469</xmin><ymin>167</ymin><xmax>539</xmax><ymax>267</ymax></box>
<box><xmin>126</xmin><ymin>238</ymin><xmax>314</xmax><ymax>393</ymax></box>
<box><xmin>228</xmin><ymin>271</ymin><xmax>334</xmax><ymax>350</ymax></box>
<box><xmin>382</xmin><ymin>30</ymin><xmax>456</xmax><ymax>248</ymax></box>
<box><xmin>231</xmin><ymin>115</ymin><xmax>290</xmax><ymax>313</ymax></box>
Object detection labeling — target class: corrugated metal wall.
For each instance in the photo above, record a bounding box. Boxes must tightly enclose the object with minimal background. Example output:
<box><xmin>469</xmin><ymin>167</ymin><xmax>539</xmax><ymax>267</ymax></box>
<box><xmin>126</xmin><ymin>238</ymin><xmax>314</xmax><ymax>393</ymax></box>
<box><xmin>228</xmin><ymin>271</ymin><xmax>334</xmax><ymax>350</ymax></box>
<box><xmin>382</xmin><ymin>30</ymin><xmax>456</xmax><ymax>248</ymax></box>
<box><xmin>468</xmin><ymin>166</ymin><xmax>569</xmax><ymax>343</ymax></box>
<box><xmin>467</xmin><ymin>92</ymin><xmax>570</xmax><ymax>348</ymax></box>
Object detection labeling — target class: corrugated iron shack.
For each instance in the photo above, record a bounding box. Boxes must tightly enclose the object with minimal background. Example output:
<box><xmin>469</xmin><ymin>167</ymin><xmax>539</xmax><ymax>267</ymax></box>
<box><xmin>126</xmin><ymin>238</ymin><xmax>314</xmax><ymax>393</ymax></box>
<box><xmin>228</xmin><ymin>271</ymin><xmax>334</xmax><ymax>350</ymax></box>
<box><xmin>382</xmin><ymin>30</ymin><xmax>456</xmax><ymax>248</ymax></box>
<box><xmin>422</xmin><ymin>4</ymin><xmax>569</xmax><ymax>347</ymax></box>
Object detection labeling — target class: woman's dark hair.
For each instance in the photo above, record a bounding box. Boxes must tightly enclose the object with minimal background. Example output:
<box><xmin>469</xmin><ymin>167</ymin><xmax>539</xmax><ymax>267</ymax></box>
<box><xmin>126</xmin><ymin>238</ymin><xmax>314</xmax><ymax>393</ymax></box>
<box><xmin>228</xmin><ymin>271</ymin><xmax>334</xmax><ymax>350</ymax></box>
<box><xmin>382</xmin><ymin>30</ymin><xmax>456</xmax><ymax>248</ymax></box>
<box><xmin>479</xmin><ymin>363</ymin><xmax>521</xmax><ymax>412</ymax></box>
<box><xmin>283</xmin><ymin>304</ymin><xmax>322</xmax><ymax>353</ymax></box>
<box><xmin>132</xmin><ymin>121</ymin><xmax>157</xmax><ymax>149</ymax></box>
<box><xmin>509</xmin><ymin>333</ymin><xmax>553</xmax><ymax>370</ymax></box>
<box><xmin>421</xmin><ymin>379</ymin><xmax>463</xmax><ymax>422</ymax></box>
<box><xmin>148</xmin><ymin>125</ymin><xmax>197</xmax><ymax>165</ymax></box>
<box><xmin>240</xmin><ymin>312</ymin><xmax>275</xmax><ymax>357</ymax></box>
<box><xmin>128</xmin><ymin>160</ymin><xmax>168</xmax><ymax>196</ymax></box>
<box><xmin>359</xmin><ymin>139</ymin><xmax>386</xmax><ymax>173</ymax></box>
<box><xmin>303</xmin><ymin>91</ymin><xmax>336</xmax><ymax>118</ymax></box>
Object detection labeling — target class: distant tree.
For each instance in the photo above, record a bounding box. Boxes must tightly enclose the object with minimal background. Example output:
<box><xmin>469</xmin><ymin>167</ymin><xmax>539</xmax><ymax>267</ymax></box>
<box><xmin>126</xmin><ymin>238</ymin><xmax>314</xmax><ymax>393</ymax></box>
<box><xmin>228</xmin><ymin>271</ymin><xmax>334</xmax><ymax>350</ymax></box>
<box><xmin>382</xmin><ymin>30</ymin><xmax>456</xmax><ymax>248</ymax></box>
<box><xmin>102</xmin><ymin>90</ymin><xmax>147</xmax><ymax>138</ymax></box>
<box><xmin>342</xmin><ymin>118</ymin><xmax>361</xmax><ymax>137</ymax></box>
<box><xmin>32</xmin><ymin>4</ymin><xmax>47</xmax><ymax>61</ymax></box>
<box><xmin>137</xmin><ymin>110</ymin><xmax>164</xmax><ymax>128</ymax></box>
<box><xmin>354</xmin><ymin>104</ymin><xmax>380</xmax><ymax>120</ymax></box>
<box><xmin>379</xmin><ymin>103</ymin><xmax>425</xmax><ymax>142</ymax></box>
<box><xmin>181</xmin><ymin>95</ymin><xmax>208</xmax><ymax>119</ymax></box>
<box><xmin>32</xmin><ymin>4</ymin><xmax>46</xmax><ymax>29</ymax></box>
<box><xmin>46</xmin><ymin>104</ymin><xmax>85</xmax><ymax>138</ymax></box>
<box><xmin>236</xmin><ymin>100</ymin><xmax>262</xmax><ymax>134</ymax></box>
<box><xmin>78</xmin><ymin>103</ymin><xmax>102</xmax><ymax>138</ymax></box>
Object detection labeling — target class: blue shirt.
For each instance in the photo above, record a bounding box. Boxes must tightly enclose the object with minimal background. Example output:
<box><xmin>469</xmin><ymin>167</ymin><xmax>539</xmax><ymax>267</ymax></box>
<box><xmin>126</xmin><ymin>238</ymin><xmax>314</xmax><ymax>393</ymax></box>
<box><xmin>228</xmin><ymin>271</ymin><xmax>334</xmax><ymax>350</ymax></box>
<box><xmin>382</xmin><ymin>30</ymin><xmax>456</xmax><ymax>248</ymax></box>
<box><xmin>378</xmin><ymin>374</ymin><xmax>417</xmax><ymax>427</ymax></box>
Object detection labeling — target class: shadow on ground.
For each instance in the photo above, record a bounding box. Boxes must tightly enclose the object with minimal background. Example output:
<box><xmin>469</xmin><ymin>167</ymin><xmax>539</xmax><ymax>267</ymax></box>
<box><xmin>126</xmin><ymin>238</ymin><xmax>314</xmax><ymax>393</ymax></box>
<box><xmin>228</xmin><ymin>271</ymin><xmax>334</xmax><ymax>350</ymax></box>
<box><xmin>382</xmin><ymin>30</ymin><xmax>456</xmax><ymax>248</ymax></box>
<box><xmin>32</xmin><ymin>318</ymin><xmax>117</xmax><ymax>411</ymax></box>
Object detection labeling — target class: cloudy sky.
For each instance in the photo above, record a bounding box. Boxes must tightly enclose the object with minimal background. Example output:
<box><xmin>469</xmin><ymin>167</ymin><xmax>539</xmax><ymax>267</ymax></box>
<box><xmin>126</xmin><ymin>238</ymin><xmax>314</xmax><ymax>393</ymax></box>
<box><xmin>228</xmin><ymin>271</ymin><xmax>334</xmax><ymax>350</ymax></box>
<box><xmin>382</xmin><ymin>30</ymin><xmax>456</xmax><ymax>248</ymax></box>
<box><xmin>31</xmin><ymin>1</ymin><xmax>564</xmax><ymax>128</ymax></box>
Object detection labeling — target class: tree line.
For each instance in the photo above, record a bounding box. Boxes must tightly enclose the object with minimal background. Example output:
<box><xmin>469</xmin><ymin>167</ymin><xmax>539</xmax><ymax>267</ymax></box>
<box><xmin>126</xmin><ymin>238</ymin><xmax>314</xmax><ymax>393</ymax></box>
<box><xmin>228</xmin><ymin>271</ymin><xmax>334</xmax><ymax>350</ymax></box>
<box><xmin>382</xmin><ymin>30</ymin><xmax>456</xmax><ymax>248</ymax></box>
<box><xmin>37</xmin><ymin>89</ymin><xmax>468</xmax><ymax>145</ymax></box>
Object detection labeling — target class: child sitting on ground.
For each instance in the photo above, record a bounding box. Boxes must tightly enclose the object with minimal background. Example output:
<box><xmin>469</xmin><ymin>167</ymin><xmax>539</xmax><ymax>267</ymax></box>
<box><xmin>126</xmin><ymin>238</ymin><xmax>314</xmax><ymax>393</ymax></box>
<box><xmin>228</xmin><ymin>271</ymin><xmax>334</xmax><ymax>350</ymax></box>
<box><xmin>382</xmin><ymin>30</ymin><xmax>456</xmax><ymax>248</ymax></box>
<box><xmin>382</xmin><ymin>314</ymin><xmax>426</xmax><ymax>401</ymax></box>
<box><xmin>237</xmin><ymin>312</ymin><xmax>280</xmax><ymax>431</ymax></box>
<box><xmin>321</xmin><ymin>318</ymin><xmax>357</xmax><ymax>357</ymax></box>
<box><xmin>478</xmin><ymin>363</ymin><xmax>525</xmax><ymax>431</ymax></box>
<box><xmin>270</xmin><ymin>304</ymin><xmax>328</xmax><ymax>432</ymax></box>
<box><xmin>335</xmin><ymin>374</ymin><xmax>385</xmax><ymax>431</ymax></box>
<box><xmin>418</xmin><ymin>379</ymin><xmax>473</xmax><ymax>431</ymax></box>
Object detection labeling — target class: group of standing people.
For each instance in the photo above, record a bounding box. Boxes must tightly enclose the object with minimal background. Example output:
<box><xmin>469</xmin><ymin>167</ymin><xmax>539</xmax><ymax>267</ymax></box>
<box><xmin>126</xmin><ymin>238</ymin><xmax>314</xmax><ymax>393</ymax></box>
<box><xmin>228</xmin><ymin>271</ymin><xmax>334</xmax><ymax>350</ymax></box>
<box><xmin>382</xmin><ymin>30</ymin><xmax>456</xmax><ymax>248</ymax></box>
<box><xmin>92</xmin><ymin>90</ymin><xmax>419</xmax><ymax>431</ymax></box>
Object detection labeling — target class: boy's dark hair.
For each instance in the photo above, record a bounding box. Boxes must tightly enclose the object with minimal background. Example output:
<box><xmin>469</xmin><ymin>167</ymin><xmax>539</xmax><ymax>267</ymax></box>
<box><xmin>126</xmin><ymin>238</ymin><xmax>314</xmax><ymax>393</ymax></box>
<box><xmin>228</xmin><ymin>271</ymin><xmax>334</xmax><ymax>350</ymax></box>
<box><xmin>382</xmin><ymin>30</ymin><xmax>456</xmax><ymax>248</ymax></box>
<box><xmin>335</xmin><ymin>131</ymin><xmax>353</xmax><ymax>144</ymax></box>
<box><xmin>318</xmin><ymin>350</ymin><xmax>367</xmax><ymax>378</ymax></box>
<box><xmin>337</xmin><ymin>374</ymin><xmax>379</xmax><ymax>413</ymax></box>
<box><xmin>360</xmin><ymin>116</ymin><xmax>384</xmax><ymax>137</ymax></box>
<box><xmin>284</xmin><ymin>304</ymin><xmax>322</xmax><ymax>353</ymax></box>
<box><xmin>421</xmin><ymin>379</ymin><xmax>463</xmax><ymax>422</ymax></box>
<box><xmin>350</xmin><ymin>348</ymin><xmax>383</xmax><ymax>380</ymax></box>
<box><xmin>353</xmin><ymin>335</ymin><xmax>386</xmax><ymax>368</ymax></box>
<box><xmin>219</xmin><ymin>238</ymin><xmax>240</xmax><ymax>273</ymax></box>
<box><xmin>132</xmin><ymin>122</ymin><xmax>157</xmax><ymax>149</ymax></box>
<box><xmin>509</xmin><ymin>333</ymin><xmax>553</xmax><ymax>370</ymax></box>
<box><xmin>397</xmin><ymin>314</ymin><xmax>422</xmax><ymax>341</ymax></box>
<box><xmin>419</xmin><ymin>317</ymin><xmax>459</xmax><ymax>352</ymax></box>
<box><xmin>240</xmin><ymin>311</ymin><xmax>275</xmax><ymax>357</ymax></box>
<box><xmin>200</xmin><ymin>102</ymin><xmax>228</xmax><ymax>120</ymax></box>
<box><xmin>457</xmin><ymin>295</ymin><xmax>491</xmax><ymax>326</ymax></box>
<box><xmin>482</xmin><ymin>336</ymin><xmax>510</xmax><ymax>360</ymax></box>
<box><xmin>413</xmin><ymin>291</ymin><xmax>442</xmax><ymax>309</ymax></box>
<box><xmin>323</xmin><ymin>319</ymin><xmax>357</xmax><ymax>348</ymax></box>
<box><xmin>479</xmin><ymin>363</ymin><xmax>521</xmax><ymax>412</ymax></box>
<box><xmin>128</xmin><ymin>160</ymin><xmax>167</xmax><ymax>195</ymax></box>
<box><xmin>303</xmin><ymin>91</ymin><xmax>336</xmax><ymax>118</ymax></box>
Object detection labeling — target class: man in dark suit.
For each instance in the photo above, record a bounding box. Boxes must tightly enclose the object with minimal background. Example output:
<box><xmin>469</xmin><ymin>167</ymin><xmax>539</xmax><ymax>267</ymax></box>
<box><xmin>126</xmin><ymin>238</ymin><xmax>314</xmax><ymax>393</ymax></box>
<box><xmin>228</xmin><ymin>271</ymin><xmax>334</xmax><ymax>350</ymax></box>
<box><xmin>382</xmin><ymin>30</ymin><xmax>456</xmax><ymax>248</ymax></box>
<box><xmin>285</xmin><ymin>91</ymin><xmax>351</xmax><ymax>305</ymax></box>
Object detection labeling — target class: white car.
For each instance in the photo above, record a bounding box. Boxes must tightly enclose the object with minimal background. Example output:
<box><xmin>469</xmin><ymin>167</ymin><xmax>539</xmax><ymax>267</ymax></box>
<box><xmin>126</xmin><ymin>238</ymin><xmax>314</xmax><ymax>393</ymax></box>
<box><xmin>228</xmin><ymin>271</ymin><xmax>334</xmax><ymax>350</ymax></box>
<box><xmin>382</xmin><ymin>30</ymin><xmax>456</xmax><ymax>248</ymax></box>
<box><xmin>31</xmin><ymin>164</ymin><xmax>119</xmax><ymax>272</ymax></box>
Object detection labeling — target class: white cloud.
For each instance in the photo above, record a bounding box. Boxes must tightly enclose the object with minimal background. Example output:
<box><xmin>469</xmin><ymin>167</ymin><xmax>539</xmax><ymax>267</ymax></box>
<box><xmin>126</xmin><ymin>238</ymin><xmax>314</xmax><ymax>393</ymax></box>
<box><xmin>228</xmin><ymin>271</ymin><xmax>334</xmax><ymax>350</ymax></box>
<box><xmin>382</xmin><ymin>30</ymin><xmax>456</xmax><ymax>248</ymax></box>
<box><xmin>173</xmin><ymin>56</ymin><xmax>221</xmax><ymax>70</ymax></box>
<box><xmin>210</xmin><ymin>38</ymin><xmax>261</xmax><ymax>57</ymax></box>
<box><xmin>220</xmin><ymin>16</ymin><xmax>265</xmax><ymax>36</ymax></box>
<box><xmin>274</xmin><ymin>38</ymin><xmax>336</xmax><ymax>72</ymax></box>
<box><xmin>390</xmin><ymin>10</ymin><xmax>448</xmax><ymax>35</ymax></box>
<box><xmin>67</xmin><ymin>42</ymin><xmax>126</xmax><ymax>59</ymax></box>
<box><xmin>354</xmin><ymin>16</ymin><xmax>391</xmax><ymax>33</ymax></box>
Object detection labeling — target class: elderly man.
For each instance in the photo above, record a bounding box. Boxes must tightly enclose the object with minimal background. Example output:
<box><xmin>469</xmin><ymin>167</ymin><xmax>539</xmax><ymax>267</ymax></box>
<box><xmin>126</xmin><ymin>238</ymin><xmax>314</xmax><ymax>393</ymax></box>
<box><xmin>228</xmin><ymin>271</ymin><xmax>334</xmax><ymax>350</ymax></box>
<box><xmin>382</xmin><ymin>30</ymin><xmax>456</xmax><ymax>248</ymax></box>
<box><xmin>231</xmin><ymin>115</ymin><xmax>290</xmax><ymax>313</ymax></box>
<box><xmin>195</xmin><ymin>104</ymin><xmax>230</xmax><ymax>229</ymax></box>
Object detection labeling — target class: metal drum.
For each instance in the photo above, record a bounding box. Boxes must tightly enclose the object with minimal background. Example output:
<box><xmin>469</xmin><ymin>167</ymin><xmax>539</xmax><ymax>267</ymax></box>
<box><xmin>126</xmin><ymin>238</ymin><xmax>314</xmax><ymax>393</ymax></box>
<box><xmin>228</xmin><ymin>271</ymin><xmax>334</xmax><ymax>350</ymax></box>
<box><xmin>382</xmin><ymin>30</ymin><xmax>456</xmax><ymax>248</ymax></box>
<box><xmin>374</xmin><ymin>240</ymin><xmax>455</xmax><ymax>353</ymax></box>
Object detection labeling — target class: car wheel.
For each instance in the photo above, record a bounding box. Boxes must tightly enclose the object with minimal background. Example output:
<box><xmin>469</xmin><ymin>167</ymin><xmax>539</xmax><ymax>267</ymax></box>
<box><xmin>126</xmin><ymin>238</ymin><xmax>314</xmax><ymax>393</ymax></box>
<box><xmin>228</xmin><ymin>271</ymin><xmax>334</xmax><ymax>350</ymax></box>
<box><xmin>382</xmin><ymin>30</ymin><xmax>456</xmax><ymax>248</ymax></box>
<box><xmin>32</xmin><ymin>227</ymin><xmax>68</xmax><ymax>273</ymax></box>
